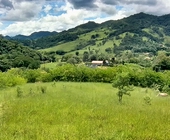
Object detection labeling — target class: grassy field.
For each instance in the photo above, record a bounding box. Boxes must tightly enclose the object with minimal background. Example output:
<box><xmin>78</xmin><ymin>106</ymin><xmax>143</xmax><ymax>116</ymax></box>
<box><xmin>39</xmin><ymin>28</ymin><xmax>111</xmax><ymax>55</ymax></box>
<box><xmin>0</xmin><ymin>82</ymin><xmax>170</xmax><ymax>140</ymax></box>
<box><xmin>40</xmin><ymin>62</ymin><xmax>59</xmax><ymax>69</ymax></box>
<box><xmin>40</xmin><ymin>41</ymin><xmax>79</xmax><ymax>52</ymax></box>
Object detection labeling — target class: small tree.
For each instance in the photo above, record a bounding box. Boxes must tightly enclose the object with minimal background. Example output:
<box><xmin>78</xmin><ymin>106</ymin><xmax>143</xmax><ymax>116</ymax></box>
<box><xmin>75</xmin><ymin>51</ymin><xmax>79</xmax><ymax>56</ymax></box>
<box><xmin>67</xmin><ymin>57</ymin><xmax>77</xmax><ymax>65</ymax></box>
<box><xmin>112</xmin><ymin>72</ymin><xmax>133</xmax><ymax>103</ymax></box>
<box><xmin>83</xmin><ymin>51</ymin><xmax>89</xmax><ymax>62</ymax></box>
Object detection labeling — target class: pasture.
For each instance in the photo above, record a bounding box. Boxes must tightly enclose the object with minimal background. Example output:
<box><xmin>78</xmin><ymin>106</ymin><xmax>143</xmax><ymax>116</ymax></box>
<box><xmin>0</xmin><ymin>82</ymin><xmax>170</xmax><ymax>140</ymax></box>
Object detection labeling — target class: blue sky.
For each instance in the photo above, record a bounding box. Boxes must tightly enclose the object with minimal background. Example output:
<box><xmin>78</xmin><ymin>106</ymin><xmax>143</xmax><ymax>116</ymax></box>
<box><xmin>0</xmin><ymin>0</ymin><xmax>169</xmax><ymax>36</ymax></box>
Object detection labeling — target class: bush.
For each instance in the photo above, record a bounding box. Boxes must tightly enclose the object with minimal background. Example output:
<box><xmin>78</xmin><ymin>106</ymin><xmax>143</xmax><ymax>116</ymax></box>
<box><xmin>143</xmin><ymin>95</ymin><xmax>152</xmax><ymax>105</ymax></box>
<box><xmin>22</xmin><ymin>69</ymin><xmax>41</xmax><ymax>83</ymax></box>
<box><xmin>16</xmin><ymin>87</ymin><xmax>23</xmax><ymax>97</ymax></box>
<box><xmin>0</xmin><ymin>71</ymin><xmax>26</xmax><ymax>88</ymax></box>
<box><xmin>137</xmin><ymin>69</ymin><xmax>165</xmax><ymax>88</ymax></box>
<box><xmin>40</xmin><ymin>86</ymin><xmax>47</xmax><ymax>94</ymax></box>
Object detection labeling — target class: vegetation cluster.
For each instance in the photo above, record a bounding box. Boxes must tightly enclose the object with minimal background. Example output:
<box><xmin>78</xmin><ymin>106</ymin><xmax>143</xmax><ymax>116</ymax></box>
<box><xmin>0</xmin><ymin>36</ymin><xmax>57</xmax><ymax>71</ymax></box>
<box><xmin>1</xmin><ymin>64</ymin><xmax>170</xmax><ymax>95</ymax></box>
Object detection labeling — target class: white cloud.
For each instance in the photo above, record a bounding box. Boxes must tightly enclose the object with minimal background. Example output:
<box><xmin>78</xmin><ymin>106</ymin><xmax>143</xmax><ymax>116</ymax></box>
<box><xmin>0</xmin><ymin>0</ymin><xmax>13</xmax><ymax>9</ymax></box>
<box><xmin>0</xmin><ymin>10</ymin><xmax>125</xmax><ymax>36</ymax></box>
<box><xmin>95</xmin><ymin>1</ymin><xmax>117</xmax><ymax>15</ymax></box>
<box><xmin>0</xmin><ymin>22</ymin><xmax>3</xmax><ymax>27</ymax></box>
<box><xmin>91</xmin><ymin>11</ymin><xmax>127</xmax><ymax>23</ymax></box>
<box><xmin>2</xmin><ymin>1</ymin><xmax>43</xmax><ymax>21</ymax></box>
<box><xmin>43</xmin><ymin>4</ymin><xmax>52</xmax><ymax>14</ymax></box>
<box><xmin>135</xmin><ymin>0</ymin><xmax>170</xmax><ymax>15</ymax></box>
<box><xmin>0</xmin><ymin>0</ymin><xmax>170</xmax><ymax>36</ymax></box>
<box><xmin>0</xmin><ymin>2</ymin><xmax>103</xmax><ymax>36</ymax></box>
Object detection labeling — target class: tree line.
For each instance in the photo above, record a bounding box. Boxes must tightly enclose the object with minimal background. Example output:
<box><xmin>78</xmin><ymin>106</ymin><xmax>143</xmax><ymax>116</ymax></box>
<box><xmin>1</xmin><ymin>64</ymin><xmax>170</xmax><ymax>95</ymax></box>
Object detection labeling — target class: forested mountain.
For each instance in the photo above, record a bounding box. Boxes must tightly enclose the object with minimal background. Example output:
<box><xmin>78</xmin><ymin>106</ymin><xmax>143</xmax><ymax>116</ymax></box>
<box><xmin>5</xmin><ymin>12</ymin><xmax>170</xmax><ymax>55</ymax></box>
<box><xmin>6</xmin><ymin>31</ymin><xmax>58</xmax><ymax>40</ymax></box>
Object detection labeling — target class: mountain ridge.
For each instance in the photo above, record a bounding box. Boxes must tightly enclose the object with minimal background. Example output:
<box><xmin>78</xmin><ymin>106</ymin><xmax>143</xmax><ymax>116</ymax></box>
<box><xmin>4</xmin><ymin>12</ymin><xmax>170</xmax><ymax>54</ymax></box>
<box><xmin>5</xmin><ymin>12</ymin><xmax>169</xmax><ymax>40</ymax></box>
<box><xmin>5</xmin><ymin>31</ymin><xmax>58</xmax><ymax>40</ymax></box>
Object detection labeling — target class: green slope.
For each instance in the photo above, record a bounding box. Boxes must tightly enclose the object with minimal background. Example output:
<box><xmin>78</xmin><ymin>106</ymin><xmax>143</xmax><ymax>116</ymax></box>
<box><xmin>7</xmin><ymin>12</ymin><xmax>170</xmax><ymax>56</ymax></box>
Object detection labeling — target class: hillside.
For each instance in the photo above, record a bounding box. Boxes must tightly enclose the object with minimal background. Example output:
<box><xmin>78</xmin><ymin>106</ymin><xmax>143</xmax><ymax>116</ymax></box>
<box><xmin>5</xmin><ymin>31</ymin><xmax>58</xmax><ymax>48</ymax></box>
<box><xmin>6</xmin><ymin>31</ymin><xmax>58</xmax><ymax>40</ymax></box>
<box><xmin>6</xmin><ymin>12</ymin><xmax>170</xmax><ymax>56</ymax></box>
<box><xmin>0</xmin><ymin>36</ymin><xmax>54</xmax><ymax>71</ymax></box>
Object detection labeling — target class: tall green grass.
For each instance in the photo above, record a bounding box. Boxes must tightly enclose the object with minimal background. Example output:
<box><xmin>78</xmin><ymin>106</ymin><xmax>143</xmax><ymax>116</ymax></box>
<box><xmin>0</xmin><ymin>82</ymin><xmax>170</xmax><ymax>139</ymax></box>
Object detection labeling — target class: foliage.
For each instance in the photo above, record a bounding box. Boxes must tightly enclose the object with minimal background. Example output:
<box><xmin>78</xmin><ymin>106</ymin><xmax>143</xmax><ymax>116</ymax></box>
<box><xmin>113</xmin><ymin>32</ymin><xmax>164</xmax><ymax>56</ymax></box>
<box><xmin>0</xmin><ymin>37</ymin><xmax>44</xmax><ymax>71</ymax></box>
<box><xmin>153</xmin><ymin>51</ymin><xmax>170</xmax><ymax>71</ymax></box>
<box><xmin>83</xmin><ymin>51</ymin><xmax>89</xmax><ymax>62</ymax></box>
<box><xmin>67</xmin><ymin>57</ymin><xmax>77</xmax><ymax>65</ymax></box>
<box><xmin>13</xmin><ymin>56</ymin><xmax>40</xmax><ymax>69</ymax></box>
<box><xmin>143</xmin><ymin>95</ymin><xmax>152</xmax><ymax>105</ymax></box>
<box><xmin>16</xmin><ymin>87</ymin><xmax>23</xmax><ymax>97</ymax></box>
<box><xmin>6</xmin><ymin>31</ymin><xmax>58</xmax><ymax>41</ymax></box>
<box><xmin>162</xmin><ymin>85</ymin><xmax>170</xmax><ymax>94</ymax></box>
<box><xmin>56</xmin><ymin>50</ymin><xmax>66</xmax><ymax>55</ymax></box>
<box><xmin>22</xmin><ymin>69</ymin><xmax>42</xmax><ymax>83</ymax></box>
<box><xmin>0</xmin><ymin>70</ymin><xmax>26</xmax><ymax>88</ymax></box>
<box><xmin>1</xmin><ymin>64</ymin><xmax>170</xmax><ymax>91</ymax></box>
<box><xmin>61</xmin><ymin>54</ymin><xmax>82</xmax><ymax>64</ymax></box>
<box><xmin>112</xmin><ymin>72</ymin><xmax>134</xmax><ymax>102</ymax></box>
<box><xmin>31</xmin><ymin>32</ymin><xmax>78</xmax><ymax>49</ymax></box>
<box><xmin>40</xmin><ymin>86</ymin><xmax>47</xmax><ymax>94</ymax></box>
<box><xmin>0</xmin><ymin>60</ymin><xmax>12</xmax><ymax>72</ymax></box>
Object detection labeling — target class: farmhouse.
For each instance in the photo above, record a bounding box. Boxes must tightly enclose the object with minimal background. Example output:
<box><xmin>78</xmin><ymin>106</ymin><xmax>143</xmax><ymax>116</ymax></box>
<box><xmin>91</xmin><ymin>61</ymin><xmax>103</xmax><ymax>66</ymax></box>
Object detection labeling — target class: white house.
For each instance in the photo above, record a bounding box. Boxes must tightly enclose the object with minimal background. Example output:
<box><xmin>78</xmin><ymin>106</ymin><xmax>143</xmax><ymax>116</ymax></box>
<box><xmin>91</xmin><ymin>61</ymin><xmax>103</xmax><ymax>66</ymax></box>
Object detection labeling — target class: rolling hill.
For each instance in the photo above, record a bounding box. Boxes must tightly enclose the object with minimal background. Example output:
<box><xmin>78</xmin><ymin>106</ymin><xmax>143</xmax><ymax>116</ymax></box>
<box><xmin>6</xmin><ymin>31</ymin><xmax>58</xmax><ymax>40</ymax></box>
<box><xmin>5</xmin><ymin>12</ymin><xmax>170</xmax><ymax>56</ymax></box>
<box><xmin>0</xmin><ymin>36</ymin><xmax>56</xmax><ymax>71</ymax></box>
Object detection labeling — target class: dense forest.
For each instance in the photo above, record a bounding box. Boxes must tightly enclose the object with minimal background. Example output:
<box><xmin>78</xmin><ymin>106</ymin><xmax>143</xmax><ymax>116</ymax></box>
<box><xmin>0</xmin><ymin>36</ymin><xmax>56</xmax><ymax>71</ymax></box>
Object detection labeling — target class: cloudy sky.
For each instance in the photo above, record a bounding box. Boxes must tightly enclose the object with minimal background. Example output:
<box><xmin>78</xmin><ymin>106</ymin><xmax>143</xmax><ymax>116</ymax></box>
<box><xmin>0</xmin><ymin>0</ymin><xmax>170</xmax><ymax>36</ymax></box>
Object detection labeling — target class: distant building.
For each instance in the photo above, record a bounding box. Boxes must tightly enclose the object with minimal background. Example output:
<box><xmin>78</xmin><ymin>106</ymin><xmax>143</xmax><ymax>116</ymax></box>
<box><xmin>144</xmin><ymin>57</ymin><xmax>151</xmax><ymax>60</ymax></box>
<box><xmin>91</xmin><ymin>61</ymin><xmax>103</xmax><ymax>66</ymax></box>
<box><xmin>144</xmin><ymin>53</ymin><xmax>150</xmax><ymax>56</ymax></box>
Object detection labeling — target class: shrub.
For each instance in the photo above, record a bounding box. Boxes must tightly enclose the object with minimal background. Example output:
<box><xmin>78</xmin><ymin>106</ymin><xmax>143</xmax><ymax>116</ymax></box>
<box><xmin>137</xmin><ymin>70</ymin><xmax>165</xmax><ymax>88</ymax></box>
<box><xmin>16</xmin><ymin>87</ymin><xmax>23</xmax><ymax>97</ymax></box>
<box><xmin>143</xmin><ymin>95</ymin><xmax>152</xmax><ymax>105</ymax></box>
<box><xmin>40</xmin><ymin>86</ymin><xmax>47</xmax><ymax>94</ymax></box>
<box><xmin>0</xmin><ymin>71</ymin><xmax>26</xmax><ymax>88</ymax></box>
<box><xmin>22</xmin><ymin>69</ymin><xmax>41</xmax><ymax>83</ymax></box>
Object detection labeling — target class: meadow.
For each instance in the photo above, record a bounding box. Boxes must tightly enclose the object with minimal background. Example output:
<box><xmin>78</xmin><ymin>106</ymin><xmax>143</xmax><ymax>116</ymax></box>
<box><xmin>0</xmin><ymin>82</ymin><xmax>170</xmax><ymax>140</ymax></box>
